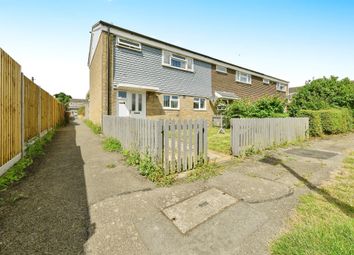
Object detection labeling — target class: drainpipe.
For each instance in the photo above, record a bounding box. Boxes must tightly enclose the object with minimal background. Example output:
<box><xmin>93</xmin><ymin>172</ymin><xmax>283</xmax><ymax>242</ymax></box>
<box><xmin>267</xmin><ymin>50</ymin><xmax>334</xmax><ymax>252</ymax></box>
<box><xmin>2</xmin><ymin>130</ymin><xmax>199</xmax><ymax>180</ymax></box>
<box><xmin>107</xmin><ymin>26</ymin><xmax>111</xmax><ymax>115</ymax></box>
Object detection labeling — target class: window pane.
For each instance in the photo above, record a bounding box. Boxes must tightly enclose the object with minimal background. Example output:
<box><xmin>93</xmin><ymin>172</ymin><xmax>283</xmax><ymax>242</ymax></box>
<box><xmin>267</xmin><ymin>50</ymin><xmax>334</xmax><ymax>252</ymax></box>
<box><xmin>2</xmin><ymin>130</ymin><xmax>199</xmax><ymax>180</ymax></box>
<box><xmin>171</xmin><ymin>100</ymin><xmax>178</xmax><ymax>108</ymax></box>
<box><xmin>118</xmin><ymin>91</ymin><xmax>127</xmax><ymax>98</ymax></box>
<box><xmin>172</xmin><ymin>96</ymin><xmax>179</xmax><ymax>100</ymax></box>
<box><xmin>193</xmin><ymin>101</ymin><xmax>199</xmax><ymax>109</ymax></box>
<box><xmin>163</xmin><ymin>95</ymin><xmax>170</xmax><ymax>108</ymax></box>
<box><xmin>132</xmin><ymin>93</ymin><xmax>136</xmax><ymax>111</ymax></box>
<box><xmin>200</xmin><ymin>98</ymin><xmax>205</xmax><ymax>109</ymax></box>
<box><xmin>138</xmin><ymin>94</ymin><xmax>142</xmax><ymax>111</ymax></box>
<box><xmin>171</xmin><ymin>59</ymin><xmax>182</xmax><ymax>68</ymax></box>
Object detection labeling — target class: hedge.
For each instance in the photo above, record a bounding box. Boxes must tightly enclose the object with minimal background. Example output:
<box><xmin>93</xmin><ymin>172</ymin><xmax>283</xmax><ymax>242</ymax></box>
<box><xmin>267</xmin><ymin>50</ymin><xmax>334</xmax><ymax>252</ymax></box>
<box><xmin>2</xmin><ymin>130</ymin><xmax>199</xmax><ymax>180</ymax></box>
<box><xmin>298</xmin><ymin>108</ymin><xmax>352</xmax><ymax>136</ymax></box>
<box><xmin>298</xmin><ymin>110</ymin><xmax>323</xmax><ymax>136</ymax></box>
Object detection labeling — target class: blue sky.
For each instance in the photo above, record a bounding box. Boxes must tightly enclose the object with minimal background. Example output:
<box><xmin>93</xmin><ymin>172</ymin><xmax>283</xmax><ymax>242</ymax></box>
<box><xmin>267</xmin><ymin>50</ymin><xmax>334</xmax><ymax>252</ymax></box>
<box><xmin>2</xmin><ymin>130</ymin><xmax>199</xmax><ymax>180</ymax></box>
<box><xmin>1</xmin><ymin>0</ymin><xmax>353</xmax><ymax>98</ymax></box>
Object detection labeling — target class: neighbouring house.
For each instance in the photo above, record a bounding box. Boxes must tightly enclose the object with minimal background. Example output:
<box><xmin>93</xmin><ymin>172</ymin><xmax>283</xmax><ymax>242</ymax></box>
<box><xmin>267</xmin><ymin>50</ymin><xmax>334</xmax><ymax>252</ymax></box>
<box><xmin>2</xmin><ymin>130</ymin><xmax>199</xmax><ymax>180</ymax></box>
<box><xmin>88</xmin><ymin>20</ymin><xmax>289</xmax><ymax>125</ymax></box>
<box><xmin>68</xmin><ymin>99</ymin><xmax>87</xmax><ymax>117</ymax></box>
<box><xmin>288</xmin><ymin>86</ymin><xmax>303</xmax><ymax>101</ymax></box>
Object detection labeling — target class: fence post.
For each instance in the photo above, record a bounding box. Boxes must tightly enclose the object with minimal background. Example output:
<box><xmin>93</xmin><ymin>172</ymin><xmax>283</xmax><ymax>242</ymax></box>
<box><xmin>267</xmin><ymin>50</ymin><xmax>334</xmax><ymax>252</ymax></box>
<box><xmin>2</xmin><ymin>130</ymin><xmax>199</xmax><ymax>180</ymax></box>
<box><xmin>20</xmin><ymin>73</ymin><xmax>25</xmax><ymax>155</ymax></box>
<box><xmin>38</xmin><ymin>87</ymin><xmax>41</xmax><ymax>136</ymax></box>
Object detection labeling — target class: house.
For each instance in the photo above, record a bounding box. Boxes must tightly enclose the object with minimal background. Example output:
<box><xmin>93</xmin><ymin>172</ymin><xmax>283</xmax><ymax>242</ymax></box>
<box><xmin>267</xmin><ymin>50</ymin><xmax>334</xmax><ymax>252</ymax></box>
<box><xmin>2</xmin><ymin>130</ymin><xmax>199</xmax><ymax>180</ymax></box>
<box><xmin>288</xmin><ymin>86</ymin><xmax>303</xmax><ymax>101</ymax></box>
<box><xmin>68</xmin><ymin>99</ymin><xmax>87</xmax><ymax>117</ymax></box>
<box><xmin>88</xmin><ymin>21</ymin><xmax>289</xmax><ymax>125</ymax></box>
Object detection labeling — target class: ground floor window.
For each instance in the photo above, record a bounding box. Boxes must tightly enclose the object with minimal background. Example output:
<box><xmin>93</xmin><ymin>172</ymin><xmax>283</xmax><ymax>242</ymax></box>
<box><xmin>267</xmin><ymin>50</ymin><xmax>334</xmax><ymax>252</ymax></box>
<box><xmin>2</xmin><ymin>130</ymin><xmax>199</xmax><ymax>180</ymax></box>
<box><xmin>193</xmin><ymin>97</ymin><xmax>206</xmax><ymax>110</ymax></box>
<box><xmin>163</xmin><ymin>95</ymin><xmax>179</xmax><ymax>109</ymax></box>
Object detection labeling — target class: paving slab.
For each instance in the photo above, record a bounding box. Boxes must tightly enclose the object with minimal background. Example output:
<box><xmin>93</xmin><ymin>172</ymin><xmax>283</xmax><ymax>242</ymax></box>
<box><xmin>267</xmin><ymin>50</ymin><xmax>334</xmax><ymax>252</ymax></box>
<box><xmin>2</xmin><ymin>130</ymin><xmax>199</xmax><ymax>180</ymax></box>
<box><xmin>285</xmin><ymin>148</ymin><xmax>339</xmax><ymax>159</ymax></box>
<box><xmin>162</xmin><ymin>188</ymin><xmax>237</xmax><ymax>234</ymax></box>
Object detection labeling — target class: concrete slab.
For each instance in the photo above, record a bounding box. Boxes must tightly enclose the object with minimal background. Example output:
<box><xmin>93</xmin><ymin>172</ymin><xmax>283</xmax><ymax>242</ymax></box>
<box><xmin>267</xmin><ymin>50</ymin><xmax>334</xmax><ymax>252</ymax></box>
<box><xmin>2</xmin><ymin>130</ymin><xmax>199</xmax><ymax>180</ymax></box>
<box><xmin>162</xmin><ymin>188</ymin><xmax>237</xmax><ymax>234</ymax></box>
<box><xmin>285</xmin><ymin>148</ymin><xmax>339</xmax><ymax>159</ymax></box>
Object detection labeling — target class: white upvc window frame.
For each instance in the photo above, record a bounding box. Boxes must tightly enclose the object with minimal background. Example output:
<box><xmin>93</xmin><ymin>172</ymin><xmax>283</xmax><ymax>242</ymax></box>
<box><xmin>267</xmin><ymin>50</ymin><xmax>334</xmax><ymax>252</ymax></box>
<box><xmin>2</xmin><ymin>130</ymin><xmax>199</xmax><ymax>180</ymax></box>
<box><xmin>117</xmin><ymin>37</ymin><xmax>142</xmax><ymax>52</ymax></box>
<box><xmin>276</xmin><ymin>82</ymin><xmax>287</xmax><ymax>92</ymax></box>
<box><xmin>236</xmin><ymin>71</ymin><xmax>252</xmax><ymax>84</ymax></box>
<box><xmin>193</xmin><ymin>97</ymin><xmax>206</xmax><ymax>110</ymax></box>
<box><xmin>163</xmin><ymin>95</ymin><xmax>180</xmax><ymax>110</ymax></box>
<box><xmin>216</xmin><ymin>65</ymin><xmax>227</xmax><ymax>74</ymax></box>
<box><xmin>263</xmin><ymin>78</ymin><xmax>270</xmax><ymax>85</ymax></box>
<box><xmin>162</xmin><ymin>50</ymin><xmax>194</xmax><ymax>72</ymax></box>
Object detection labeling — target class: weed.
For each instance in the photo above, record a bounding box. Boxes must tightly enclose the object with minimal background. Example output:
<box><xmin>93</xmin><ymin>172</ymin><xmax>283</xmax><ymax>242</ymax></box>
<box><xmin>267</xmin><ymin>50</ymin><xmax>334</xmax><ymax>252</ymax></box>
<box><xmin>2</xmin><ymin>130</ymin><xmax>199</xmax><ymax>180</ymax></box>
<box><xmin>102</xmin><ymin>137</ymin><xmax>122</xmax><ymax>152</ymax></box>
<box><xmin>84</xmin><ymin>119</ymin><xmax>102</xmax><ymax>134</ymax></box>
<box><xmin>187</xmin><ymin>162</ymin><xmax>221</xmax><ymax>182</ymax></box>
<box><xmin>106</xmin><ymin>163</ymin><xmax>116</xmax><ymax>168</ymax></box>
<box><xmin>0</xmin><ymin>130</ymin><xmax>56</xmax><ymax>191</ymax></box>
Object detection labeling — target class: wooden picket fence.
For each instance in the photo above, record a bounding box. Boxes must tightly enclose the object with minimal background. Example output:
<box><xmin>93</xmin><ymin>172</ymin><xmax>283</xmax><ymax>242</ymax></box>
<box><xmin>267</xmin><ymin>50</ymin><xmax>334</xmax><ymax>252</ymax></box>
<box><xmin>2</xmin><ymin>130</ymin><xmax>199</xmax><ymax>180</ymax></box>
<box><xmin>231</xmin><ymin>117</ymin><xmax>309</xmax><ymax>156</ymax></box>
<box><xmin>0</xmin><ymin>48</ymin><xmax>65</xmax><ymax>175</ymax></box>
<box><xmin>102</xmin><ymin>116</ymin><xmax>208</xmax><ymax>174</ymax></box>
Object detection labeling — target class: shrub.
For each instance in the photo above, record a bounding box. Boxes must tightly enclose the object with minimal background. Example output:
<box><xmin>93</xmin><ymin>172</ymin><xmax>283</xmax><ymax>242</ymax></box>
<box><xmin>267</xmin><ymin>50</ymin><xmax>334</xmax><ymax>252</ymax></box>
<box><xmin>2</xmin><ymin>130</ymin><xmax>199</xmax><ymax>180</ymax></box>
<box><xmin>319</xmin><ymin>108</ymin><xmax>353</xmax><ymax>134</ymax></box>
<box><xmin>78</xmin><ymin>106</ymin><xmax>85</xmax><ymax>116</ymax></box>
<box><xmin>289</xmin><ymin>76</ymin><xmax>354</xmax><ymax>116</ymax></box>
<box><xmin>223</xmin><ymin>96</ymin><xmax>287</xmax><ymax>127</ymax></box>
<box><xmin>102</xmin><ymin>137</ymin><xmax>122</xmax><ymax>152</ymax></box>
<box><xmin>84</xmin><ymin>119</ymin><xmax>101</xmax><ymax>134</ymax></box>
<box><xmin>298</xmin><ymin>110</ymin><xmax>323</xmax><ymax>137</ymax></box>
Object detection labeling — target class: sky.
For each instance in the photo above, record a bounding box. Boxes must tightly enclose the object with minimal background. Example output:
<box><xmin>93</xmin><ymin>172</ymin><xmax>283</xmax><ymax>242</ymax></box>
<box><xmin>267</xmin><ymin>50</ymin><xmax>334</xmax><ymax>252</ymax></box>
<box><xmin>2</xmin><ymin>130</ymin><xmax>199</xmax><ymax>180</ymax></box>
<box><xmin>1</xmin><ymin>0</ymin><xmax>353</xmax><ymax>98</ymax></box>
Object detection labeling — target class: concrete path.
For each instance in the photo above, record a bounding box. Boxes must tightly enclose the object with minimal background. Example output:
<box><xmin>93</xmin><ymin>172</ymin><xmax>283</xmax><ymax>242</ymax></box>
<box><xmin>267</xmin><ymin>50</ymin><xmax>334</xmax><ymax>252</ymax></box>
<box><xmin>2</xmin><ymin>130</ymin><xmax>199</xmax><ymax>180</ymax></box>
<box><xmin>77</xmin><ymin>119</ymin><xmax>354</xmax><ymax>255</ymax></box>
<box><xmin>1</xmin><ymin>120</ymin><xmax>352</xmax><ymax>254</ymax></box>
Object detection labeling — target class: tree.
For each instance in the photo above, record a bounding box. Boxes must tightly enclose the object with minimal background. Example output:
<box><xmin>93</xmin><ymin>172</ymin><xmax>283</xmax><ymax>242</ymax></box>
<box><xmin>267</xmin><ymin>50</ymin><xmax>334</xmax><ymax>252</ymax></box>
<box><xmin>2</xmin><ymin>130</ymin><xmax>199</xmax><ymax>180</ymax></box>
<box><xmin>54</xmin><ymin>92</ymin><xmax>72</xmax><ymax>108</ymax></box>
<box><xmin>288</xmin><ymin>76</ymin><xmax>354</xmax><ymax>116</ymax></box>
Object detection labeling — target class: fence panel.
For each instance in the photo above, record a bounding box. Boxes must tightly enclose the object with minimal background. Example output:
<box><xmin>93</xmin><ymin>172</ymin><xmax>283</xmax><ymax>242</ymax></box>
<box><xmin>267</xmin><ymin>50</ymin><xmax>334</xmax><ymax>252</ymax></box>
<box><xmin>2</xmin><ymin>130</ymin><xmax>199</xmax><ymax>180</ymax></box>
<box><xmin>0</xmin><ymin>49</ymin><xmax>21</xmax><ymax>167</ymax></box>
<box><xmin>102</xmin><ymin>116</ymin><xmax>208</xmax><ymax>174</ymax></box>
<box><xmin>0</xmin><ymin>48</ymin><xmax>65</xmax><ymax>175</ymax></box>
<box><xmin>231</xmin><ymin>117</ymin><xmax>309</xmax><ymax>156</ymax></box>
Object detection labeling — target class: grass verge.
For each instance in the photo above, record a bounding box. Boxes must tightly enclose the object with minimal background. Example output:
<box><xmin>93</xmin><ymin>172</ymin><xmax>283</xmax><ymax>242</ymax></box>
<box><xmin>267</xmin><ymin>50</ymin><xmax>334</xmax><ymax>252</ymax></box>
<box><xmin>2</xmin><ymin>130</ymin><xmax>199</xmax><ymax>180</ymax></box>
<box><xmin>271</xmin><ymin>151</ymin><xmax>354</xmax><ymax>255</ymax></box>
<box><xmin>0</xmin><ymin>130</ymin><xmax>56</xmax><ymax>191</ymax></box>
<box><xmin>84</xmin><ymin>119</ymin><xmax>102</xmax><ymax>134</ymax></box>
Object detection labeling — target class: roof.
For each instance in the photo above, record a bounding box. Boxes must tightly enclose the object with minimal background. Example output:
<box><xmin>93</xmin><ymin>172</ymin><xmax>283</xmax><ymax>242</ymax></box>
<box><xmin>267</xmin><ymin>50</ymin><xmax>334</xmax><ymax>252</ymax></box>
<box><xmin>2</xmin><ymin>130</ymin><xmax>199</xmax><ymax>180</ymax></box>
<box><xmin>70</xmin><ymin>99</ymin><xmax>87</xmax><ymax>103</ymax></box>
<box><xmin>289</xmin><ymin>86</ymin><xmax>303</xmax><ymax>94</ymax></box>
<box><xmin>89</xmin><ymin>20</ymin><xmax>289</xmax><ymax>84</ymax></box>
<box><xmin>215</xmin><ymin>91</ymin><xmax>240</xmax><ymax>100</ymax></box>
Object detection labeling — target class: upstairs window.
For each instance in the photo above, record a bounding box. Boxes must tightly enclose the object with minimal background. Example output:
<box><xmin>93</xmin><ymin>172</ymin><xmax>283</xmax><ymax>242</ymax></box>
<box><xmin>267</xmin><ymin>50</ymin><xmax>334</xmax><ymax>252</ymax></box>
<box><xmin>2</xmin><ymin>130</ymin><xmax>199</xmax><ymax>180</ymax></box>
<box><xmin>117</xmin><ymin>37</ymin><xmax>141</xmax><ymax>51</ymax></box>
<box><xmin>236</xmin><ymin>71</ymin><xmax>252</xmax><ymax>84</ymax></box>
<box><xmin>216</xmin><ymin>65</ymin><xmax>227</xmax><ymax>74</ymax></box>
<box><xmin>163</xmin><ymin>95</ymin><xmax>179</xmax><ymax>109</ymax></box>
<box><xmin>193</xmin><ymin>98</ymin><xmax>206</xmax><ymax>110</ymax></box>
<box><xmin>162</xmin><ymin>50</ymin><xmax>194</xmax><ymax>72</ymax></box>
<box><xmin>263</xmin><ymin>78</ymin><xmax>270</xmax><ymax>85</ymax></box>
<box><xmin>276</xmin><ymin>83</ymin><xmax>287</xmax><ymax>92</ymax></box>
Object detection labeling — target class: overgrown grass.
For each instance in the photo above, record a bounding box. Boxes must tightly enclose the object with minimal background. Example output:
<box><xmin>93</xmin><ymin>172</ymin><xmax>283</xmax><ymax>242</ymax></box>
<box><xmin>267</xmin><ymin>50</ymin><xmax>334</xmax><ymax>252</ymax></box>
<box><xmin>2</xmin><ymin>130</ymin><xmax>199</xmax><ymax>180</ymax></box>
<box><xmin>0</xmin><ymin>130</ymin><xmax>56</xmax><ymax>190</ymax></box>
<box><xmin>122</xmin><ymin>150</ymin><xmax>176</xmax><ymax>186</ymax></box>
<box><xmin>102</xmin><ymin>137</ymin><xmax>122</xmax><ymax>152</ymax></box>
<box><xmin>84</xmin><ymin>119</ymin><xmax>102</xmax><ymax>134</ymax></box>
<box><xmin>271</xmin><ymin>151</ymin><xmax>354</xmax><ymax>255</ymax></box>
<box><xmin>208</xmin><ymin>127</ymin><xmax>231</xmax><ymax>154</ymax></box>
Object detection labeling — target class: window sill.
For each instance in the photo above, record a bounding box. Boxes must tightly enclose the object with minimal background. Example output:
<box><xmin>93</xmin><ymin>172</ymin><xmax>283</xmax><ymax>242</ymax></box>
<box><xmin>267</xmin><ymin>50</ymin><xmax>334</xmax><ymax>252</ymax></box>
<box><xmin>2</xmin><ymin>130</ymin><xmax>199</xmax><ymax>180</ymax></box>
<box><xmin>193</xmin><ymin>109</ymin><xmax>207</xmax><ymax>111</ymax></box>
<box><xmin>163</xmin><ymin>107</ymin><xmax>180</xmax><ymax>111</ymax></box>
<box><xmin>236</xmin><ymin>80</ymin><xmax>252</xmax><ymax>85</ymax></box>
<box><xmin>162</xmin><ymin>64</ymin><xmax>194</xmax><ymax>73</ymax></box>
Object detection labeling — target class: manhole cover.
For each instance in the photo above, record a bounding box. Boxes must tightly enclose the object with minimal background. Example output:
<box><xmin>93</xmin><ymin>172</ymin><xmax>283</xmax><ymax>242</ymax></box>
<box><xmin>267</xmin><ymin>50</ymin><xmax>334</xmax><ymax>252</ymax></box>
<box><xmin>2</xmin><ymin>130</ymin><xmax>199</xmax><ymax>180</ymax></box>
<box><xmin>285</xmin><ymin>149</ymin><xmax>339</xmax><ymax>159</ymax></box>
<box><xmin>162</xmin><ymin>188</ymin><xmax>237</xmax><ymax>234</ymax></box>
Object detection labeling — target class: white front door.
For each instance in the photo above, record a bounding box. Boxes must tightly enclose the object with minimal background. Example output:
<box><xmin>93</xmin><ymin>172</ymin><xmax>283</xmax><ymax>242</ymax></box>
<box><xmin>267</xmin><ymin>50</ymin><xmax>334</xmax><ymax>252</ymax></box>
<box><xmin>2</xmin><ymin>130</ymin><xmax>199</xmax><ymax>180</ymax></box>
<box><xmin>130</xmin><ymin>92</ymin><xmax>146</xmax><ymax>118</ymax></box>
<box><xmin>116</xmin><ymin>91</ymin><xmax>146</xmax><ymax>118</ymax></box>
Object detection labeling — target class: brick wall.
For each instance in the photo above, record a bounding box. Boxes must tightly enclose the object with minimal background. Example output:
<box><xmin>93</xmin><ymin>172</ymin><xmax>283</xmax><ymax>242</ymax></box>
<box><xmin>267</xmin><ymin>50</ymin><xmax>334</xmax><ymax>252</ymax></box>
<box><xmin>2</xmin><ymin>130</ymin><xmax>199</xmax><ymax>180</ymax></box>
<box><xmin>146</xmin><ymin>92</ymin><xmax>215</xmax><ymax>122</ymax></box>
<box><xmin>211</xmin><ymin>65</ymin><xmax>287</xmax><ymax>100</ymax></box>
<box><xmin>89</xmin><ymin>32</ymin><xmax>115</xmax><ymax>125</ymax></box>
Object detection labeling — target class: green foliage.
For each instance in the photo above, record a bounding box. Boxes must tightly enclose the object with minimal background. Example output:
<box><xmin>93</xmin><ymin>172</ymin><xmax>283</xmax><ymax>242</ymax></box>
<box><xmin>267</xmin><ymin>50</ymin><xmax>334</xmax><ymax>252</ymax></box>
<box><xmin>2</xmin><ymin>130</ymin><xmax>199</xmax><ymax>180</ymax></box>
<box><xmin>102</xmin><ymin>137</ymin><xmax>122</xmax><ymax>152</ymax></box>
<box><xmin>0</xmin><ymin>130</ymin><xmax>56</xmax><ymax>190</ymax></box>
<box><xmin>54</xmin><ymin>92</ymin><xmax>72</xmax><ymax>108</ymax></box>
<box><xmin>224</xmin><ymin>96</ymin><xmax>287</xmax><ymax>127</ymax></box>
<box><xmin>298</xmin><ymin>108</ymin><xmax>352</xmax><ymax>136</ymax></box>
<box><xmin>288</xmin><ymin>76</ymin><xmax>354</xmax><ymax>116</ymax></box>
<box><xmin>187</xmin><ymin>162</ymin><xmax>220</xmax><ymax>182</ymax></box>
<box><xmin>298</xmin><ymin>110</ymin><xmax>323</xmax><ymax>136</ymax></box>
<box><xmin>271</xmin><ymin>152</ymin><xmax>354</xmax><ymax>255</ymax></box>
<box><xmin>84</xmin><ymin>119</ymin><xmax>102</xmax><ymax>134</ymax></box>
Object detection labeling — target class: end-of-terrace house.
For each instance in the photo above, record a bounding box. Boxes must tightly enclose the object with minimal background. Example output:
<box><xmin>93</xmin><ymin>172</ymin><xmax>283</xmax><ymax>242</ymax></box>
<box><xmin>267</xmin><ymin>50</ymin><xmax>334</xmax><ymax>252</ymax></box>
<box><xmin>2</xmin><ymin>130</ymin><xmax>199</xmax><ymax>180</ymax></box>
<box><xmin>88</xmin><ymin>20</ymin><xmax>289</xmax><ymax>125</ymax></box>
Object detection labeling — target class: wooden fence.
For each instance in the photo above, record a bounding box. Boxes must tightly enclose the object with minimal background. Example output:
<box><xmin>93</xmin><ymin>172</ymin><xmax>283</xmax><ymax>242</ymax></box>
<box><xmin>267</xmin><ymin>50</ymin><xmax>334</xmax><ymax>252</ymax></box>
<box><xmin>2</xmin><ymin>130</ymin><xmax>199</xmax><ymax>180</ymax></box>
<box><xmin>0</xmin><ymin>48</ymin><xmax>65</xmax><ymax>175</ymax></box>
<box><xmin>102</xmin><ymin>116</ymin><xmax>208</xmax><ymax>174</ymax></box>
<box><xmin>231</xmin><ymin>117</ymin><xmax>309</xmax><ymax>156</ymax></box>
